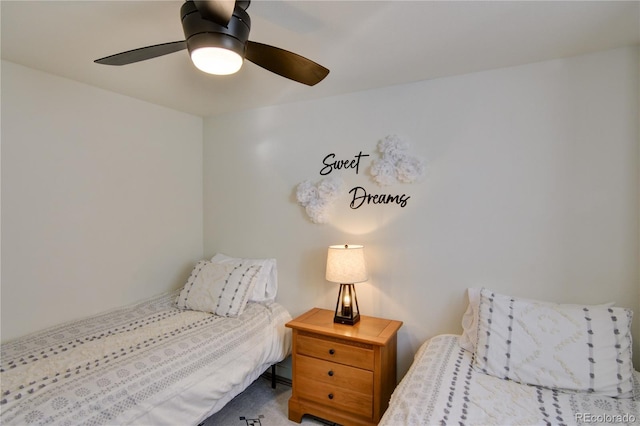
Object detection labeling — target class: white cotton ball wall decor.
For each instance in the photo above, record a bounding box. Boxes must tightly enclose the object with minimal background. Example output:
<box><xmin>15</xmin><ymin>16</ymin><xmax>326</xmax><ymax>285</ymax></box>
<box><xmin>370</xmin><ymin>134</ymin><xmax>425</xmax><ymax>186</ymax></box>
<box><xmin>317</xmin><ymin>176</ymin><xmax>343</xmax><ymax>200</ymax></box>
<box><xmin>305</xmin><ymin>202</ymin><xmax>329</xmax><ymax>224</ymax></box>
<box><xmin>296</xmin><ymin>176</ymin><xmax>344</xmax><ymax>224</ymax></box>
<box><xmin>378</xmin><ymin>134</ymin><xmax>409</xmax><ymax>163</ymax></box>
<box><xmin>370</xmin><ymin>158</ymin><xmax>397</xmax><ymax>186</ymax></box>
<box><xmin>396</xmin><ymin>156</ymin><xmax>425</xmax><ymax>183</ymax></box>
<box><xmin>295</xmin><ymin>180</ymin><xmax>318</xmax><ymax>206</ymax></box>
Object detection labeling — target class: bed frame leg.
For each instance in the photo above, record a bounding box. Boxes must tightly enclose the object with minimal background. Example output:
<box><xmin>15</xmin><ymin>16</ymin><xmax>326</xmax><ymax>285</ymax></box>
<box><xmin>271</xmin><ymin>364</ymin><xmax>276</xmax><ymax>389</ymax></box>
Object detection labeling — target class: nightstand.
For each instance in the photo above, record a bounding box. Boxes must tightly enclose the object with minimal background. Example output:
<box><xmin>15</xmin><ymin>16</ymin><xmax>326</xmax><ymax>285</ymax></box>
<box><xmin>286</xmin><ymin>308</ymin><xmax>403</xmax><ymax>426</ymax></box>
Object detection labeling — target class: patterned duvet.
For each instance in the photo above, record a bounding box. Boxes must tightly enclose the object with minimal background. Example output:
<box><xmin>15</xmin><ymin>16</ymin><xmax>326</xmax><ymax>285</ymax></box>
<box><xmin>380</xmin><ymin>335</ymin><xmax>639</xmax><ymax>426</ymax></box>
<box><xmin>0</xmin><ymin>290</ymin><xmax>292</xmax><ymax>425</ymax></box>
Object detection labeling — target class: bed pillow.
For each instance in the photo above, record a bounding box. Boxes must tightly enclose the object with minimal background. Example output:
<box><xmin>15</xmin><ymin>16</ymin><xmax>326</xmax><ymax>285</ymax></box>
<box><xmin>474</xmin><ymin>288</ymin><xmax>634</xmax><ymax>398</ymax></box>
<box><xmin>211</xmin><ymin>253</ymin><xmax>278</xmax><ymax>302</ymax></box>
<box><xmin>460</xmin><ymin>288</ymin><xmax>615</xmax><ymax>353</ymax></box>
<box><xmin>459</xmin><ymin>288</ymin><xmax>481</xmax><ymax>352</ymax></box>
<box><xmin>176</xmin><ymin>259</ymin><xmax>262</xmax><ymax>317</ymax></box>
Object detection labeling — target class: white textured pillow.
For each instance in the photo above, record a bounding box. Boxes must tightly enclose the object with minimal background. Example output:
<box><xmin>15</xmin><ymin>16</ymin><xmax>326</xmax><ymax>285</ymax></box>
<box><xmin>211</xmin><ymin>253</ymin><xmax>278</xmax><ymax>302</ymax></box>
<box><xmin>459</xmin><ymin>288</ymin><xmax>481</xmax><ymax>352</ymax></box>
<box><xmin>474</xmin><ymin>288</ymin><xmax>634</xmax><ymax>398</ymax></box>
<box><xmin>460</xmin><ymin>288</ymin><xmax>614</xmax><ymax>353</ymax></box>
<box><xmin>176</xmin><ymin>260</ymin><xmax>262</xmax><ymax>317</ymax></box>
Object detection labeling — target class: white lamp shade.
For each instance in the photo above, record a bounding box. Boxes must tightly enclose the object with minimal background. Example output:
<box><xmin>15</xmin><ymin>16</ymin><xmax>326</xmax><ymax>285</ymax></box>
<box><xmin>190</xmin><ymin>47</ymin><xmax>243</xmax><ymax>75</ymax></box>
<box><xmin>326</xmin><ymin>244</ymin><xmax>368</xmax><ymax>284</ymax></box>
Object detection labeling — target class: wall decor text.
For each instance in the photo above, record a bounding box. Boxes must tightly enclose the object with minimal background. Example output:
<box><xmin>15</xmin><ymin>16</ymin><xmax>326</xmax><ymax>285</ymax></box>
<box><xmin>317</xmin><ymin>148</ymin><xmax>412</xmax><ymax>210</ymax></box>
<box><xmin>295</xmin><ymin>135</ymin><xmax>425</xmax><ymax>223</ymax></box>
<box><xmin>320</xmin><ymin>152</ymin><xmax>370</xmax><ymax>176</ymax></box>
<box><xmin>349</xmin><ymin>187</ymin><xmax>410</xmax><ymax>209</ymax></box>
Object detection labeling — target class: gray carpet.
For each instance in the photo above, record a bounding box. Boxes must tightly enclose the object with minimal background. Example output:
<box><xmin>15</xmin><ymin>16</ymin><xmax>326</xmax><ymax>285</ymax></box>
<box><xmin>201</xmin><ymin>375</ymin><xmax>338</xmax><ymax>426</ymax></box>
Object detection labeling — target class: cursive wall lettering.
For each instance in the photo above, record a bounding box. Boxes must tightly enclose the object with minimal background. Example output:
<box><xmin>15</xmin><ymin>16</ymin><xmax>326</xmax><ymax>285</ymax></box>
<box><xmin>320</xmin><ymin>151</ymin><xmax>370</xmax><ymax>176</ymax></box>
<box><xmin>314</xmin><ymin>150</ymin><xmax>413</xmax><ymax>211</ymax></box>
<box><xmin>349</xmin><ymin>186</ymin><xmax>410</xmax><ymax>209</ymax></box>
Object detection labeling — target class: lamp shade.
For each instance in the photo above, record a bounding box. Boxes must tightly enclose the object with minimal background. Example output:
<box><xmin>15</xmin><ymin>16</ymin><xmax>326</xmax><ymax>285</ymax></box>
<box><xmin>326</xmin><ymin>244</ymin><xmax>368</xmax><ymax>284</ymax></box>
<box><xmin>190</xmin><ymin>46</ymin><xmax>243</xmax><ymax>75</ymax></box>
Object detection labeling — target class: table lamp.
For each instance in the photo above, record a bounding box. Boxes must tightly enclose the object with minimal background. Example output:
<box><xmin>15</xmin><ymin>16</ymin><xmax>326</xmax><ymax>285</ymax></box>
<box><xmin>325</xmin><ymin>244</ymin><xmax>368</xmax><ymax>325</ymax></box>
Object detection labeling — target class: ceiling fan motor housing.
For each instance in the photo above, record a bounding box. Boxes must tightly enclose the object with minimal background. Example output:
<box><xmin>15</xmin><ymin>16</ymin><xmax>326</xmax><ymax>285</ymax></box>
<box><xmin>181</xmin><ymin>1</ymin><xmax>251</xmax><ymax>59</ymax></box>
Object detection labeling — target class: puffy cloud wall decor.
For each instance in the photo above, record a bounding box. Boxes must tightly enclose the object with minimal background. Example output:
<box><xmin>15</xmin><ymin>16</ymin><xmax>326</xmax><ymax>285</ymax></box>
<box><xmin>370</xmin><ymin>135</ymin><xmax>425</xmax><ymax>186</ymax></box>
<box><xmin>296</xmin><ymin>176</ymin><xmax>344</xmax><ymax>224</ymax></box>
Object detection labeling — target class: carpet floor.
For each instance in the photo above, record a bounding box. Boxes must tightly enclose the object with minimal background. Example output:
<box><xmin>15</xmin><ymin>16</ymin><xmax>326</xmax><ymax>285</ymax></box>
<box><xmin>200</xmin><ymin>375</ymin><xmax>338</xmax><ymax>426</ymax></box>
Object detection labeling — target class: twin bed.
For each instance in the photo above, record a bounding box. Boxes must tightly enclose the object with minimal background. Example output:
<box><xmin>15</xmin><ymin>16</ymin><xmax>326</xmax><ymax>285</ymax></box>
<box><xmin>380</xmin><ymin>334</ymin><xmax>639</xmax><ymax>425</ymax></box>
<box><xmin>381</xmin><ymin>288</ymin><xmax>639</xmax><ymax>425</ymax></box>
<box><xmin>0</xmin><ymin>254</ymin><xmax>292</xmax><ymax>425</ymax></box>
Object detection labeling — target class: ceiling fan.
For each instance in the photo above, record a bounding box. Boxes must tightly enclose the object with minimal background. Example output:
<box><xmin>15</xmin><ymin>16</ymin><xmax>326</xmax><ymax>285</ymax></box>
<box><xmin>94</xmin><ymin>0</ymin><xmax>329</xmax><ymax>86</ymax></box>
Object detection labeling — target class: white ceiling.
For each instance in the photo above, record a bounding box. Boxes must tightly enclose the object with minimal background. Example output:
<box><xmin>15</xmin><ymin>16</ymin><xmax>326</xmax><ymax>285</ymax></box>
<box><xmin>2</xmin><ymin>1</ymin><xmax>639</xmax><ymax>117</ymax></box>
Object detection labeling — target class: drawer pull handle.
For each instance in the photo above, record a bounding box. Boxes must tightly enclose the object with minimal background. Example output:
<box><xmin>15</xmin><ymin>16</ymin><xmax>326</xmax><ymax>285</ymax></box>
<box><xmin>328</xmin><ymin>370</ymin><xmax>334</xmax><ymax>377</ymax></box>
<box><xmin>328</xmin><ymin>393</ymin><xmax>334</xmax><ymax>400</ymax></box>
<box><xmin>329</xmin><ymin>349</ymin><xmax>335</xmax><ymax>355</ymax></box>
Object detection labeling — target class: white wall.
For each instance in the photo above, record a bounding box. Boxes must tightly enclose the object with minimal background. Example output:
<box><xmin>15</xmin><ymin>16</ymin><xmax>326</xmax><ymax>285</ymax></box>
<box><xmin>203</xmin><ymin>46</ymin><xmax>640</xmax><ymax>377</ymax></box>
<box><xmin>1</xmin><ymin>61</ymin><xmax>204</xmax><ymax>342</ymax></box>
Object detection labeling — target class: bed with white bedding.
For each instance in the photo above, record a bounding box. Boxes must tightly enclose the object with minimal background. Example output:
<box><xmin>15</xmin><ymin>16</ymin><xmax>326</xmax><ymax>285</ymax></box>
<box><xmin>380</xmin><ymin>288</ymin><xmax>639</xmax><ymax>426</ymax></box>
<box><xmin>0</xmin><ymin>255</ymin><xmax>292</xmax><ymax>426</ymax></box>
<box><xmin>381</xmin><ymin>335</ymin><xmax>639</xmax><ymax>425</ymax></box>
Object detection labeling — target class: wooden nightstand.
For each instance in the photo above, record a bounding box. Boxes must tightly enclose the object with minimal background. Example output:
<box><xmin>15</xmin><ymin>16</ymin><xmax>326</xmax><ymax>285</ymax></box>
<box><xmin>286</xmin><ymin>308</ymin><xmax>403</xmax><ymax>426</ymax></box>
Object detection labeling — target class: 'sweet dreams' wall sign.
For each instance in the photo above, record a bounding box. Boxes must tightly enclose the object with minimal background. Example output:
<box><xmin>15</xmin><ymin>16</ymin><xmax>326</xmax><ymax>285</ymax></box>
<box><xmin>319</xmin><ymin>151</ymin><xmax>411</xmax><ymax>209</ymax></box>
<box><xmin>295</xmin><ymin>135</ymin><xmax>425</xmax><ymax>224</ymax></box>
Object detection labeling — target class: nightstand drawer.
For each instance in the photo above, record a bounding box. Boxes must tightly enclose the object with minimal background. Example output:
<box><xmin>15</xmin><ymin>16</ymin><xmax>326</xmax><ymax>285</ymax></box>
<box><xmin>295</xmin><ymin>354</ymin><xmax>374</xmax><ymax>394</ymax></box>
<box><xmin>297</xmin><ymin>375</ymin><xmax>373</xmax><ymax>418</ymax></box>
<box><xmin>296</xmin><ymin>332</ymin><xmax>374</xmax><ymax>370</ymax></box>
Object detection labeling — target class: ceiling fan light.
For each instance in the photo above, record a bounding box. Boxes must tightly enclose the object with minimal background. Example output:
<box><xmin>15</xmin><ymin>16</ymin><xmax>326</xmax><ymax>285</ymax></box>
<box><xmin>191</xmin><ymin>47</ymin><xmax>243</xmax><ymax>75</ymax></box>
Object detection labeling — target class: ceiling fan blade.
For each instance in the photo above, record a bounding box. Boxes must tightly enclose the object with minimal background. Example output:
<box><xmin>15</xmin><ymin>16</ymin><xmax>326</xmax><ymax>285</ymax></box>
<box><xmin>94</xmin><ymin>41</ymin><xmax>187</xmax><ymax>66</ymax></box>
<box><xmin>193</xmin><ymin>0</ymin><xmax>235</xmax><ymax>26</ymax></box>
<box><xmin>245</xmin><ymin>41</ymin><xmax>329</xmax><ymax>86</ymax></box>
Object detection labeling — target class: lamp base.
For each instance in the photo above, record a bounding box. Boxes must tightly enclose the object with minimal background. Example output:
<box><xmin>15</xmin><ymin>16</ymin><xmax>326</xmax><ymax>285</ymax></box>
<box><xmin>333</xmin><ymin>283</ymin><xmax>360</xmax><ymax>326</ymax></box>
<box><xmin>334</xmin><ymin>313</ymin><xmax>360</xmax><ymax>325</ymax></box>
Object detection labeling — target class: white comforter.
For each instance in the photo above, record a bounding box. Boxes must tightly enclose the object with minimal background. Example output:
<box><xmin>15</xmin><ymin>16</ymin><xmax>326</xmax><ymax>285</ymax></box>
<box><xmin>381</xmin><ymin>335</ymin><xmax>639</xmax><ymax>426</ymax></box>
<box><xmin>1</xmin><ymin>290</ymin><xmax>291</xmax><ymax>425</ymax></box>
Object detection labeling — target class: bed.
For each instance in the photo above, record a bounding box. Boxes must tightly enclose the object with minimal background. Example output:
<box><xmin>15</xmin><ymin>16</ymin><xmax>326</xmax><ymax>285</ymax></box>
<box><xmin>0</xmin><ymin>254</ymin><xmax>292</xmax><ymax>426</ymax></box>
<box><xmin>380</xmin><ymin>288</ymin><xmax>639</xmax><ymax>425</ymax></box>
